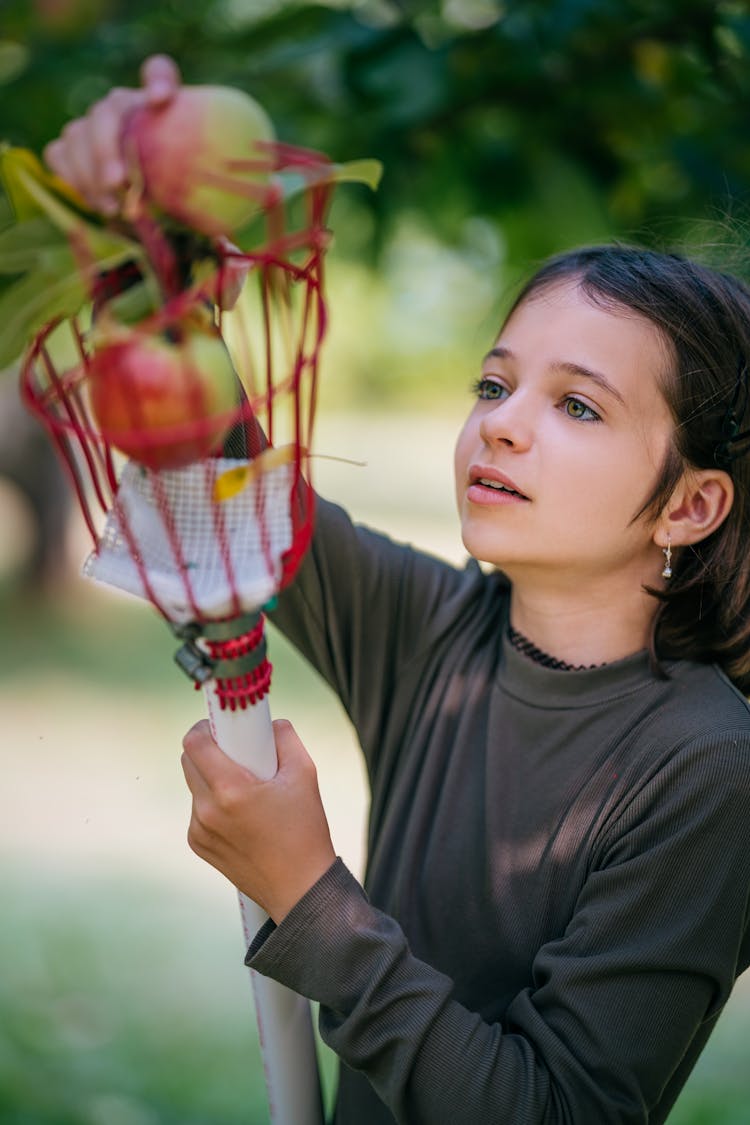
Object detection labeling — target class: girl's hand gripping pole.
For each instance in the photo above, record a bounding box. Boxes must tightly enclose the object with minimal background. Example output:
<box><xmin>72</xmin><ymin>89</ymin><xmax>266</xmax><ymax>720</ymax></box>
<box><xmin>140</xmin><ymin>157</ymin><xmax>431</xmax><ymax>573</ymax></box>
<box><xmin>194</xmin><ymin>614</ymin><xmax>325</xmax><ymax>1125</ymax></box>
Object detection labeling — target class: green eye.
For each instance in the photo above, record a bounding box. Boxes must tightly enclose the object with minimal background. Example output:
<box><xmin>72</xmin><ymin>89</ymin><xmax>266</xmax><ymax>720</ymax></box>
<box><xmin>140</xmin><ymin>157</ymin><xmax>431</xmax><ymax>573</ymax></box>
<box><xmin>564</xmin><ymin>397</ymin><xmax>600</xmax><ymax>422</ymax></box>
<box><xmin>473</xmin><ymin>377</ymin><xmax>507</xmax><ymax>401</ymax></box>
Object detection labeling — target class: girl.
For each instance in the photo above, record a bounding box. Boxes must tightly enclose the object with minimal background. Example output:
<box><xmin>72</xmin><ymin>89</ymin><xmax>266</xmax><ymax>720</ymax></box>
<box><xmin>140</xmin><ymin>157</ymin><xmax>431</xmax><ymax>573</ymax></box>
<box><xmin>46</xmin><ymin>62</ymin><xmax>750</xmax><ymax>1124</ymax></box>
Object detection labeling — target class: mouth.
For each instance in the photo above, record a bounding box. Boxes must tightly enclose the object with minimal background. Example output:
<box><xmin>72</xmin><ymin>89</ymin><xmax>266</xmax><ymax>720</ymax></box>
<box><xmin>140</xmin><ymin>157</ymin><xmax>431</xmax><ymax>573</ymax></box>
<box><xmin>468</xmin><ymin>465</ymin><xmax>530</xmax><ymax>501</ymax></box>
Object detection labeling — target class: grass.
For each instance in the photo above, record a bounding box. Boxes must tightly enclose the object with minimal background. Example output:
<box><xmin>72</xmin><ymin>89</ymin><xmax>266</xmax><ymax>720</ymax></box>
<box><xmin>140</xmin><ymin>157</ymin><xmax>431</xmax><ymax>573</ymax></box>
<box><xmin>0</xmin><ymin>867</ymin><xmax>275</xmax><ymax>1124</ymax></box>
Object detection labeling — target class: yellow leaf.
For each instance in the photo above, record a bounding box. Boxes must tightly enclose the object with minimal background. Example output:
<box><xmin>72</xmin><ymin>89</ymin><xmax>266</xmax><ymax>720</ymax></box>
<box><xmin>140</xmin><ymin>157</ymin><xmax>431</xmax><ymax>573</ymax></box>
<box><xmin>213</xmin><ymin>464</ymin><xmax>250</xmax><ymax>502</ymax></box>
<box><xmin>0</xmin><ymin>149</ymin><xmax>140</xmax><ymax>275</ymax></box>
<box><xmin>331</xmin><ymin>158</ymin><xmax>384</xmax><ymax>191</ymax></box>
<box><xmin>213</xmin><ymin>444</ymin><xmax>298</xmax><ymax>502</ymax></box>
<box><xmin>0</xmin><ymin>145</ymin><xmax>90</xmax><ymax>220</ymax></box>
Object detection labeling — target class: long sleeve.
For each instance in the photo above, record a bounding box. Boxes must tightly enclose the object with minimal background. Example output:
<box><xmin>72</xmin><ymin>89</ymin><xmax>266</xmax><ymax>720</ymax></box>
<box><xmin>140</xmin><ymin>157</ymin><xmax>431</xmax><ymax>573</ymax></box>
<box><xmin>269</xmin><ymin>495</ymin><xmax>496</xmax><ymax>780</ymax></box>
<box><xmin>264</xmin><ymin>496</ymin><xmax>750</xmax><ymax>1124</ymax></box>
<box><xmin>247</xmin><ymin>731</ymin><xmax>750</xmax><ymax>1125</ymax></box>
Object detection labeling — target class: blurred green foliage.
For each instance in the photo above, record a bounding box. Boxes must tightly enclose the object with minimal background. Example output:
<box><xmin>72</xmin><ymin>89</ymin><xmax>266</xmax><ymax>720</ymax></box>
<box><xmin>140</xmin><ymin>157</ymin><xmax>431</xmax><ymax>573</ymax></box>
<box><xmin>3</xmin><ymin>1</ymin><xmax>750</xmax><ymax>405</ymax></box>
<box><xmin>3</xmin><ymin>0</ymin><xmax>750</xmax><ymax>264</ymax></box>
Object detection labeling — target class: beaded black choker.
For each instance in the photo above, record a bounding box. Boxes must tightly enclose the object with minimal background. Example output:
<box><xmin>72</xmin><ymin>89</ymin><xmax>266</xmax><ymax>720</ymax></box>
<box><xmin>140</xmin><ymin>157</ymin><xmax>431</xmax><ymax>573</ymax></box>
<box><xmin>507</xmin><ymin>624</ymin><xmax>606</xmax><ymax>672</ymax></box>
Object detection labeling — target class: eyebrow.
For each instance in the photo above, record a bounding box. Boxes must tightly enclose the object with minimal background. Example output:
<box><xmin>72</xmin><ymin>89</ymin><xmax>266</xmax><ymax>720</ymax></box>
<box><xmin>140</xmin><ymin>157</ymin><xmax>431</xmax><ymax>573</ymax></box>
<box><xmin>484</xmin><ymin>346</ymin><xmax>626</xmax><ymax>407</ymax></box>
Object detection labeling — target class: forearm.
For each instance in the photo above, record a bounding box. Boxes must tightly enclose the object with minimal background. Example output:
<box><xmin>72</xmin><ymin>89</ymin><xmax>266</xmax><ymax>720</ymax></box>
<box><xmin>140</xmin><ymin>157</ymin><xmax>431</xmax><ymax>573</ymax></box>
<box><xmin>245</xmin><ymin>729</ymin><xmax>750</xmax><ymax>1125</ymax></box>
<box><xmin>247</xmin><ymin>862</ymin><xmax>588</xmax><ymax>1125</ymax></box>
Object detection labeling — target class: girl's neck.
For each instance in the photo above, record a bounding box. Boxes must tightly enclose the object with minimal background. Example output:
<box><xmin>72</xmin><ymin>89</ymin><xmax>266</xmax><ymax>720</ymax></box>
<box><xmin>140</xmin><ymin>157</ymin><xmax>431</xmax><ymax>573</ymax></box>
<box><xmin>508</xmin><ymin>579</ymin><xmax>657</xmax><ymax>668</ymax></box>
<box><xmin>507</xmin><ymin>623</ymin><xmax>607</xmax><ymax>671</ymax></box>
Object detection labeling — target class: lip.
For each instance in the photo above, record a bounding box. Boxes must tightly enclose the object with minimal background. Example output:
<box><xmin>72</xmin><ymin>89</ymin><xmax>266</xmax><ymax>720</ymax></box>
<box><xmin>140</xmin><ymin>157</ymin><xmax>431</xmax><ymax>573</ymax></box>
<box><xmin>466</xmin><ymin>464</ymin><xmax>530</xmax><ymax>503</ymax></box>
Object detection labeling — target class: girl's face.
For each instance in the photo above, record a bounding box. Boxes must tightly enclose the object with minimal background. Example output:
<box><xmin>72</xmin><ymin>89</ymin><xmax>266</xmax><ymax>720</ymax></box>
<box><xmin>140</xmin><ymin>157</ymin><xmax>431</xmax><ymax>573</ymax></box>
<box><xmin>454</xmin><ymin>278</ymin><xmax>676</xmax><ymax>588</ymax></box>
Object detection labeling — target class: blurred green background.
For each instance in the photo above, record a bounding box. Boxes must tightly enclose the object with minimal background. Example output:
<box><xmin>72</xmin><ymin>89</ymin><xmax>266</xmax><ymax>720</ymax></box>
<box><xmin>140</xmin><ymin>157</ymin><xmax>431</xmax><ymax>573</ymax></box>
<box><xmin>2</xmin><ymin>1</ymin><xmax>750</xmax><ymax>1122</ymax></box>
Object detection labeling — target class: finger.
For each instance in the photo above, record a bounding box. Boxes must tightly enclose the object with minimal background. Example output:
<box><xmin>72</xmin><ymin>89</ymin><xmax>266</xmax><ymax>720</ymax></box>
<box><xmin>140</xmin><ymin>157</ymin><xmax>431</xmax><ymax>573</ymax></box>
<box><xmin>87</xmin><ymin>89</ymin><xmax>143</xmax><ymax>212</ymax></box>
<box><xmin>182</xmin><ymin>719</ymin><xmax>251</xmax><ymax>792</ymax></box>
<box><xmin>180</xmin><ymin>719</ymin><xmax>217</xmax><ymax>779</ymax></box>
<box><xmin>180</xmin><ymin>745</ymin><xmax>212</xmax><ymax>798</ymax></box>
<box><xmin>141</xmin><ymin>54</ymin><xmax>181</xmax><ymax>105</ymax></box>
<box><xmin>273</xmin><ymin>719</ymin><xmax>316</xmax><ymax>775</ymax></box>
<box><xmin>181</xmin><ymin>718</ymin><xmax>215</xmax><ymax>764</ymax></box>
<box><xmin>43</xmin><ymin>137</ymin><xmax>77</xmax><ymax>188</ymax></box>
<box><xmin>44</xmin><ymin>94</ymin><xmax>132</xmax><ymax>215</ymax></box>
<box><xmin>273</xmin><ymin>718</ymin><xmax>297</xmax><ymax>742</ymax></box>
<box><xmin>52</xmin><ymin>118</ymin><xmax>101</xmax><ymax>208</ymax></box>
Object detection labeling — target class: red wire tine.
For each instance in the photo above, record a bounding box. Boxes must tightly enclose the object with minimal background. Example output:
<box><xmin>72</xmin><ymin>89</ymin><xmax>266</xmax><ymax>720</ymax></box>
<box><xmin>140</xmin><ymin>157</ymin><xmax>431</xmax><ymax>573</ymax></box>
<box><xmin>70</xmin><ymin>318</ymin><xmax>119</xmax><ymax>498</ymax></box>
<box><xmin>15</xmin><ymin>133</ymin><xmax>338</xmax><ymax>632</ymax></box>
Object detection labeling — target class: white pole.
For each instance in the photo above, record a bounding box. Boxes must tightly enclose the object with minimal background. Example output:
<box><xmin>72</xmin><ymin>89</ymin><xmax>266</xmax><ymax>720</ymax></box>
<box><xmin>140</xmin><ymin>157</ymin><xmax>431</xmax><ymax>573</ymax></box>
<box><xmin>203</xmin><ymin>686</ymin><xmax>325</xmax><ymax>1125</ymax></box>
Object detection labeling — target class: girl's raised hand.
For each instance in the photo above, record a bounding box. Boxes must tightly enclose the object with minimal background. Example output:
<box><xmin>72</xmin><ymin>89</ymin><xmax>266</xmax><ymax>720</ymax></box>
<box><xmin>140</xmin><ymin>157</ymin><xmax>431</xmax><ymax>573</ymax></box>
<box><xmin>43</xmin><ymin>54</ymin><xmax>181</xmax><ymax>216</ymax></box>
<box><xmin>181</xmin><ymin>719</ymin><xmax>336</xmax><ymax>924</ymax></box>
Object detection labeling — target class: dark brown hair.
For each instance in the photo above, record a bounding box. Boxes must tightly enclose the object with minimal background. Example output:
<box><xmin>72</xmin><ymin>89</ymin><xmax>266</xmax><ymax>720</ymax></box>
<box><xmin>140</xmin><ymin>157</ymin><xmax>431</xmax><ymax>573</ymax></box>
<box><xmin>506</xmin><ymin>245</ymin><xmax>750</xmax><ymax>693</ymax></box>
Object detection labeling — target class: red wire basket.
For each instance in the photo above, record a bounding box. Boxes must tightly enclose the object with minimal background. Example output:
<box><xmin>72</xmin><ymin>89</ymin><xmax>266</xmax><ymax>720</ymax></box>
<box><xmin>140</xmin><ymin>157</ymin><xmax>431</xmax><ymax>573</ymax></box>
<box><xmin>19</xmin><ymin>143</ymin><xmax>331</xmax><ymax>708</ymax></box>
<box><xmin>11</xmin><ymin>117</ymin><xmax>379</xmax><ymax>1125</ymax></box>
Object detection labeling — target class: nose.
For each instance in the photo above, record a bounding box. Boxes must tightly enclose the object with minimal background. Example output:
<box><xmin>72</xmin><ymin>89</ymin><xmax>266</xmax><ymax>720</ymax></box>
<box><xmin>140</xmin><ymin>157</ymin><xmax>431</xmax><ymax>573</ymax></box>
<box><xmin>478</xmin><ymin>392</ymin><xmax>533</xmax><ymax>451</ymax></box>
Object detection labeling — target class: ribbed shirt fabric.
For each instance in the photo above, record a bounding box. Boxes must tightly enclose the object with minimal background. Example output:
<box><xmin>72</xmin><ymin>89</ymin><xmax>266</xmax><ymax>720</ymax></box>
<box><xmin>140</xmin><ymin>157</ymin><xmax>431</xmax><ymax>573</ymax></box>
<box><xmin>248</xmin><ymin>497</ymin><xmax>750</xmax><ymax>1124</ymax></box>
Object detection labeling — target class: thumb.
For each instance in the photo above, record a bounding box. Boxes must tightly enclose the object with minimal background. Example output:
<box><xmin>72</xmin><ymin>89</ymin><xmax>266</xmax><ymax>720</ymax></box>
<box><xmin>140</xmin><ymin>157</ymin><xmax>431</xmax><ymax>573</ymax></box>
<box><xmin>141</xmin><ymin>55</ymin><xmax>181</xmax><ymax>105</ymax></box>
<box><xmin>272</xmin><ymin>719</ymin><xmax>313</xmax><ymax>772</ymax></box>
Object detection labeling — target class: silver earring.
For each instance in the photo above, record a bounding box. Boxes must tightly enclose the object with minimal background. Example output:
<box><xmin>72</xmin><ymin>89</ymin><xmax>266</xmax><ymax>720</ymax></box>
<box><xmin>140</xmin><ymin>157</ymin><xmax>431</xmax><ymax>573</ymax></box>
<box><xmin>661</xmin><ymin>537</ymin><xmax>673</xmax><ymax>580</ymax></box>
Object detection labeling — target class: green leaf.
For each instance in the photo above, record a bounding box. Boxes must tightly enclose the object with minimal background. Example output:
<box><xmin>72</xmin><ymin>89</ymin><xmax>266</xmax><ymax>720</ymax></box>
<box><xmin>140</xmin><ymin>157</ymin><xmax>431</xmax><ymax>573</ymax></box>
<box><xmin>231</xmin><ymin>157</ymin><xmax>384</xmax><ymax>249</ymax></box>
<box><xmin>327</xmin><ymin>159</ymin><xmax>384</xmax><ymax>192</ymax></box>
<box><xmin>106</xmin><ymin>278</ymin><xmax>161</xmax><ymax>325</ymax></box>
<box><xmin>8</xmin><ymin>159</ymin><xmax>141</xmax><ymax>267</ymax></box>
<box><xmin>0</xmin><ymin>216</ymin><xmax>70</xmax><ymax>273</ymax></box>
<box><xmin>0</xmin><ymin>145</ymin><xmax>91</xmax><ymax>221</ymax></box>
<box><xmin>0</xmin><ymin>237</ymin><xmax>145</xmax><ymax>369</ymax></box>
<box><xmin>275</xmin><ymin>158</ymin><xmax>384</xmax><ymax>202</ymax></box>
<box><xmin>0</xmin><ymin>213</ymin><xmax>148</xmax><ymax>368</ymax></box>
<box><xmin>0</xmin><ymin>269</ymin><xmax>87</xmax><ymax>371</ymax></box>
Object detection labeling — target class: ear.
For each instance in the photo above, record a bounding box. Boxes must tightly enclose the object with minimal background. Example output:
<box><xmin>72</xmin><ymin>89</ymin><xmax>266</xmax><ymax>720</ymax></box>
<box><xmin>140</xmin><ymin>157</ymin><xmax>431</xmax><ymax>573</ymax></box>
<box><xmin>654</xmin><ymin>469</ymin><xmax>735</xmax><ymax>548</ymax></box>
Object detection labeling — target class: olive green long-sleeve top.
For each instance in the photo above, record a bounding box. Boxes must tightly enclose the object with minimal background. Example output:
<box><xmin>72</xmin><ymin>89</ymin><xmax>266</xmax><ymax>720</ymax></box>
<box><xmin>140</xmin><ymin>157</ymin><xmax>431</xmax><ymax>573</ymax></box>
<box><xmin>248</xmin><ymin>498</ymin><xmax>750</xmax><ymax>1124</ymax></box>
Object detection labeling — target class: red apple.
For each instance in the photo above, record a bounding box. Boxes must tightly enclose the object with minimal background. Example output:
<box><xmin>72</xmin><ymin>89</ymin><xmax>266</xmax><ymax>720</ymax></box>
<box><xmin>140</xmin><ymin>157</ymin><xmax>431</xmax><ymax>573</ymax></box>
<box><xmin>121</xmin><ymin>85</ymin><xmax>276</xmax><ymax>237</ymax></box>
<box><xmin>88</xmin><ymin>324</ymin><xmax>239</xmax><ymax>470</ymax></box>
